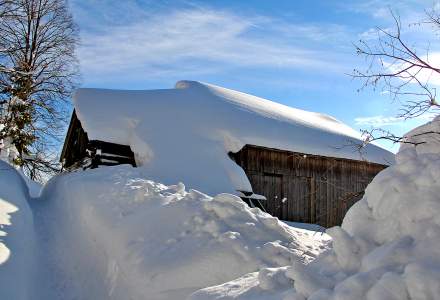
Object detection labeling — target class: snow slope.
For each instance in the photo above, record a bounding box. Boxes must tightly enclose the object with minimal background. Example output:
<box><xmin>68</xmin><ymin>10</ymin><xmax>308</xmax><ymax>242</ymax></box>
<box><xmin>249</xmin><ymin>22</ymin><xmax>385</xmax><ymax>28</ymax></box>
<box><xmin>74</xmin><ymin>81</ymin><xmax>394</xmax><ymax>195</ymax></box>
<box><xmin>0</xmin><ymin>134</ymin><xmax>41</xmax><ymax>197</ymax></box>
<box><xmin>29</xmin><ymin>166</ymin><xmax>330</xmax><ymax>300</ymax></box>
<box><xmin>0</xmin><ymin>161</ymin><xmax>34</xmax><ymax>300</ymax></box>
<box><xmin>190</xmin><ymin>117</ymin><xmax>440</xmax><ymax>300</ymax></box>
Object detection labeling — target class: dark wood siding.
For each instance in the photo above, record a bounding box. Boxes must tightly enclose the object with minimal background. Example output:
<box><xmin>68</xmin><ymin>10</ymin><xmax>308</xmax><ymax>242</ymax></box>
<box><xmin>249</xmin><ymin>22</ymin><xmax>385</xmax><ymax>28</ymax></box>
<box><xmin>60</xmin><ymin>110</ymin><xmax>89</xmax><ymax>168</ymax></box>
<box><xmin>60</xmin><ymin>111</ymin><xmax>136</xmax><ymax>169</ymax></box>
<box><xmin>230</xmin><ymin>145</ymin><xmax>386</xmax><ymax>227</ymax></box>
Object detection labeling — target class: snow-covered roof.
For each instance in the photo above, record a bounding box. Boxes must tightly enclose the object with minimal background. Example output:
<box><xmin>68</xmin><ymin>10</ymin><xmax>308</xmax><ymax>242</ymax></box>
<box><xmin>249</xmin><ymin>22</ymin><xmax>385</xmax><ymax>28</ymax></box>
<box><xmin>73</xmin><ymin>80</ymin><xmax>394</xmax><ymax>194</ymax></box>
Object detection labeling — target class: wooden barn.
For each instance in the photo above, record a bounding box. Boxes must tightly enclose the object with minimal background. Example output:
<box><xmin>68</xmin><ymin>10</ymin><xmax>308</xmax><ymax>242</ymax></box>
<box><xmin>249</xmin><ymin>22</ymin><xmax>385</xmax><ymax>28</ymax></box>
<box><xmin>229</xmin><ymin>145</ymin><xmax>385</xmax><ymax>227</ymax></box>
<box><xmin>62</xmin><ymin>81</ymin><xmax>392</xmax><ymax>228</ymax></box>
<box><xmin>61</xmin><ymin>110</ymin><xmax>386</xmax><ymax>228</ymax></box>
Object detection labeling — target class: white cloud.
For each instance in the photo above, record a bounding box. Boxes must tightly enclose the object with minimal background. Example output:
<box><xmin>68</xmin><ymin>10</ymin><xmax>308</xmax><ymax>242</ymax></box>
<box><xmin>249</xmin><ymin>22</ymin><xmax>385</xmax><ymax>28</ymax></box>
<box><xmin>381</xmin><ymin>51</ymin><xmax>440</xmax><ymax>87</ymax></box>
<box><xmin>372</xmin><ymin>7</ymin><xmax>390</xmax><ymax>19</ymax></box>
<box><xmin>340</xmin><ymin>0</ymin><xmax>426</xmax><ymax>20</ymax></box>
<box><xmin>354</xmin><ymin>115</ymin><xmax>405</xmax><ymax>126</ymax></box>
<box><xmin>76</xmin><ymin>7</ymin><xmax>346</xmax><ymax>79</ymax></box>
<box><xmin>271</xmin><ymin>22</ymin><xmax>352</xmax><ymax>43</ymax></box>
<box><xmin>359</xmin><ymin>27</ymin><xmax>394</xmax><ymax>41</ymax></box>
<box><xmin>355</xmin><ymin>113</ymin><xmax>435</xmax><ymax>127</ymax></box>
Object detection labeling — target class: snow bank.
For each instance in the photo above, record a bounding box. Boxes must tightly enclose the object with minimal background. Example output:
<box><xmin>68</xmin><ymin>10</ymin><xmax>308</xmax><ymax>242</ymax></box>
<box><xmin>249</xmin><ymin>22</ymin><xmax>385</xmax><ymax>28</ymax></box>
<box><xmin>73</xmin><ymin>81</ymin><xmax>393</xmax><ymax>195</ymax></box>
<box><xmin>190</xmin><ymin>116</ymin><xmax>440</xmax><ymax>300</ymax></box>
<box><xmin>0</xmin><ymin>134</ymin><xmax>42</xmax><ymax>197</ymax></box>
<box><xmin>0</xmin><ymin>160</ymin><xmax>34</xmax><ymax>300</ymax></box>
<box><xmin>33</xmin><ymin>166</ymin><xmax>329</xmax><ymax>300</ymax></box>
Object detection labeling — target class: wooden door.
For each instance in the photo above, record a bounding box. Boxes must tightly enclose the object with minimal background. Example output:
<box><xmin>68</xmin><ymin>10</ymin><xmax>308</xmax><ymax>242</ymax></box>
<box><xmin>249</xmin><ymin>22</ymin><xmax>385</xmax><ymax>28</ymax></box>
<box><xmin>261</xmin><ymin>173</ymin><xmax>284</xmax><ymax>219</ymax></box>
<box><xmin>284</xmin><ymin>176</ymin><xmax>314</xmax><ymax>223</ymax></box>
<box><xmin>248</xmin><ymin>173</ymin><xmax>316</xmax><ymax>224</ymax></box>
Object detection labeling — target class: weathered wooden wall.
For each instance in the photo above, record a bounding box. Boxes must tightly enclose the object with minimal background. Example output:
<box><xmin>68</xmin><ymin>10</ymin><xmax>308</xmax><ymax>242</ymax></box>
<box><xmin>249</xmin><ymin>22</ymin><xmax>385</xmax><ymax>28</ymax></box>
<box><xmin>60</xmin><ymin>110</ymin><xmax>89</xmax><ymax>168</ymax></box>
<box><xmin>60</xmin><ymin>110</ymin><xmax>136</xmax><ymax>169</ymax></box>
<box><xmin>230</xmin><ymin>145</ymin><xmax>386</xmax><ymax>227</ymax></box>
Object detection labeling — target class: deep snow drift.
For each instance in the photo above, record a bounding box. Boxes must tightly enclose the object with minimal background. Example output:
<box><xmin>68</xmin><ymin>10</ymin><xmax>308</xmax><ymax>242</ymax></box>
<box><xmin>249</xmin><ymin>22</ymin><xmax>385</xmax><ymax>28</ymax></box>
<box><xmin>190</xmin><ymin>117</ymin><xmax>440</xmax><ymax>300</ymax></box>
<box><xmin>1</xmin><ymin>115</ymin><xmax>438</xmax><ymax>300</ymax></box>
<box><xmin>0</xmin><ymin>161</ymin><xmax>34</xmax><ymax>300</ymax></box>
<box><xmin>73</xmin><ymin>81</ymin><xmax>393</xmax><ymax>195</ymax></box>
<box><xmin>26</xmin><ymin>166</ymin><xmax>329</xmax><ymax>300</ymax></box>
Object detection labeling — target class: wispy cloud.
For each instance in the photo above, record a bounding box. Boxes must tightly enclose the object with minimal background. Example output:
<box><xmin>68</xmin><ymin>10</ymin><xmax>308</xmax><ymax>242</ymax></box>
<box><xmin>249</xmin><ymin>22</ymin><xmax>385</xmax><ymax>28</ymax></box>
<box><xmin>355</xmin><ymin>113</ymin><xmax>434</xmax><ymax>127</ymax></box>
<box><xmin>73</xmin><ymin>4</ymin><xmax>349</xmax><ymax>81</ymax></box>
<box><xmin>355</xmin><ymin>115</ymin><xmax>405</xmax><ymax>126</ymax></box>
<box><xmin>383</xmin><ymin>51</ymin><xmax>440</xmax><ymax>86</ymax></box>
<box><xmin>340</xmin><ymin>0</ymin><xmax>428</xmax><ymax>20</ymax></box>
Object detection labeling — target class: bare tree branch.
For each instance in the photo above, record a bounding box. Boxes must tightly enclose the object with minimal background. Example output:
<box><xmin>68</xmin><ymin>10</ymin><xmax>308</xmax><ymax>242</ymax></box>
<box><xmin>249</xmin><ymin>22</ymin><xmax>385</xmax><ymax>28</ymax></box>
<box><xmin>350</xmin><ymin>7</ymin><xmax>440</xmax><ymax>154</ymax></box>
<box><xmin>353</xmin><ymin>9</ymin><xmax>440</xmax><ymax>119</ymax></box>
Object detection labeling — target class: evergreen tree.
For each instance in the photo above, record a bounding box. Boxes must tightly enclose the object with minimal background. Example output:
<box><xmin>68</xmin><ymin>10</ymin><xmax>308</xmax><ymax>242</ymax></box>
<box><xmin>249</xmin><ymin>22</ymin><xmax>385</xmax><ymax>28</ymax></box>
<box><xmin>0</xmin><ymin>0</ymin><xmax>79</xmax><ymax>180</ymax></box>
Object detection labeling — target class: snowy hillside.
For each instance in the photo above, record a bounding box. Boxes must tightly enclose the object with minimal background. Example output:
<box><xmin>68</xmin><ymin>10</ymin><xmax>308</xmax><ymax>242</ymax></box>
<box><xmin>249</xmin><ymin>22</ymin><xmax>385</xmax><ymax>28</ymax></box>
<box><xmin>190</xmin><ymin>117</ymin><xmax>440</xmax><ymax>299</ymax></box>
<box><xmin>73</xmin><ymin>81</ymin><xmax>394</xmax><ymax>195</ymax></box>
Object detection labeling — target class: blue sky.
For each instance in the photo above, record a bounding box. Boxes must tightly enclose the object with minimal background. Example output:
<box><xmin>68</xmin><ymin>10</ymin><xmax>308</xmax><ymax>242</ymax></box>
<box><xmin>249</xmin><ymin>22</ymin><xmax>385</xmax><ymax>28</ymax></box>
<box><xmin>69</xmin><ymin>0</ymin><xmax>439</xmax><ymax>152</ymax></box>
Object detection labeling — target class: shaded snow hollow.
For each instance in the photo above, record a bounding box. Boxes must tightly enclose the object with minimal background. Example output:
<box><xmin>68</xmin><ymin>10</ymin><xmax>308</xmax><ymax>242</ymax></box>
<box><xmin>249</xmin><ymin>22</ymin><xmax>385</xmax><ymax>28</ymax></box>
<box><xmin>0</xmin><ymin>164</ymin><xmax>330</xmax><ymax>300</ymax></box>
<box><xmin>74</xmin><ymin>80</ymin><xmax>394</xmax><ymax>195</ymax></box>
<box><xmin>190</xmin><ymin>117</ymin><xmax>440</xmax><ymax>300</ymax></box>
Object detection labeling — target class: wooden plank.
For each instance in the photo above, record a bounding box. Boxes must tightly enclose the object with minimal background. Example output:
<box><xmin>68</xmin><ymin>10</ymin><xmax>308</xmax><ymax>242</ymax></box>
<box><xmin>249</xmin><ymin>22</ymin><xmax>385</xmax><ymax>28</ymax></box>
<box><xmin>282</xmin><ymin>176</ymin><xmax>289</xmax><ymax>220</ymax></box>
<box><xmin>295</xmin><ymin>176</ymin><xmax>300</xmax><ymax>221</ymax></box>
<box><xmin>319</xmin><ymin>180</ymin><xmax>327</xmax><ymax>227</ymax></box>
<box><xmin>247</xmin><ymin>147</ymin><xmax>256</xmax><ymax>171</ymax></box>
<box><xmin>60</xmin><ymin>110</ymin><xmax>78</xmax><ymax>163</ymax></box>
<box><xmin>310</xmin><ymin>177</ymin><xmax>316</xmax><ymax>223</ymax></box>
<box><xmin>304</xmin><ymin>177</ymin><xmax>310</xmax><ymax>222</ymax></box>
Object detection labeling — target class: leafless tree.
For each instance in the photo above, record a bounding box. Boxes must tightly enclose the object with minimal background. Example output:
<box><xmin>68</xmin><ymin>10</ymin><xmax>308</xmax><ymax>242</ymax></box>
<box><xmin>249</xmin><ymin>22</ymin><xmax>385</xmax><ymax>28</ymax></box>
<box><xmin>0</xmin><ymin>0</ymin><xmax>79</xmax><ymax>181</ymax></box>
<box><xmin>352</xmin><ymin>8</ymin><xmax>440</xmax><ymax>147</ymax></box>
<box><xmin>0</xmin><ymin>1</ymin><xmax>16</xmax><ymax>18</ymax></box>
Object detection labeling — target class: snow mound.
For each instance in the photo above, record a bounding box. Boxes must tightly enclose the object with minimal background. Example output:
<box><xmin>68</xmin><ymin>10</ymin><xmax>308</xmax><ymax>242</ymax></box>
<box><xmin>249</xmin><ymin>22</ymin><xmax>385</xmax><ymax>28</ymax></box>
<box><xmin>189</xmin><ymin>116</ymin><xmax>440</xmax><ymax>300</ymax></box>
<box><xmin>0</xmin><ymin>161</ymin><xmax>34</xmax><ymax>300</ymax></box>
<box><xmin>73</xmin><ymin>81</ymin><xmax>393</xmax><ymax>195</ymax></box>
<box><xmin>33</xmin><ymin>166</ymin><xmax>329</xmax><ymax>300</ymax></box>
<box><xmin>0</xmin><ymin>135</ymin><xmax>42</xmax><ymax>197</ymax></box>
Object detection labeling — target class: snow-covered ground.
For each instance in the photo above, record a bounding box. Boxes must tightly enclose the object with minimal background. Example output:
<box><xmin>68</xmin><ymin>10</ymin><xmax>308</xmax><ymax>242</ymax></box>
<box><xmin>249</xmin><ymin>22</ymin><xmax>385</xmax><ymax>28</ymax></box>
<box><xmin>0</xmin><ymin>163</ymin><xmax>329</xmax><ymax>300</ymax></box>
<box><xmin>190</xmin><ymin>117</ymin><xmax>440</xmax><ymax>300</ymax></box>
<box><xmin>1</xmin><ymin>104</ymin><xmax>439</xmax><ymax>300</ymax></box>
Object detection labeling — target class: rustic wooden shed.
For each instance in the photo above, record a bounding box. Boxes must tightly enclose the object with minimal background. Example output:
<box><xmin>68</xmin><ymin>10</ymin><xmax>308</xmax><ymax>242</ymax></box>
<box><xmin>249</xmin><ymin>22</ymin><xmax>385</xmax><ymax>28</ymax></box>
<box><xmin>229</xmin><ymin>145</ymin><xmax>386</xmax><ymax>227</ymax></box>
<box><xmin>61</xmin><ymin>112</ymin><xmax>386</xmax><ymax>227</ymax></box>
<box><xmin>63</xmin><ymin>81</ymin><xmax>392</xmax><ymax>228</ymax></box>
